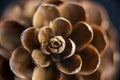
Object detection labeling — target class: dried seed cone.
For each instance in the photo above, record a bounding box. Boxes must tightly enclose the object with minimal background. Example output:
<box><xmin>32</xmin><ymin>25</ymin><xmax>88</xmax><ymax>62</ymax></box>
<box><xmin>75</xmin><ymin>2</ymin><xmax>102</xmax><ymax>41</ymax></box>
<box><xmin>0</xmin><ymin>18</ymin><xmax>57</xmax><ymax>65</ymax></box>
<box><xmin>0</xmin><ymin>0</ymin><xmax>119</xmax><ymax>80</ymax></box>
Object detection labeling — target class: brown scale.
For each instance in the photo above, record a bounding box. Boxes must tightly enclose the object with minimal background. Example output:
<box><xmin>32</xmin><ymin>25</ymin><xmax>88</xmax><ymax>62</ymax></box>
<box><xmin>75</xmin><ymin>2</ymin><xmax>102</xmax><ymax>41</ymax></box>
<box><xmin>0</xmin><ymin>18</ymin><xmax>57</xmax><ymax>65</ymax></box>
<box><xmin>0</xmin><ymin>0</ymin><xmax>119</xmax><ymax>80</ymax></box>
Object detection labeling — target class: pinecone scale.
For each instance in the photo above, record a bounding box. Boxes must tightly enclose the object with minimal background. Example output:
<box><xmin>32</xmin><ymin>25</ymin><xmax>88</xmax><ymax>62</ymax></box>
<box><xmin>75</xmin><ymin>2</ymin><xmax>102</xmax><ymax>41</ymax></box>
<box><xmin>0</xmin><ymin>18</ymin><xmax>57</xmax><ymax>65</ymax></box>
<box><xmin>0</xmin><ymin>0</ymin><xmax>119</xmax><ymax>80</ymax></box>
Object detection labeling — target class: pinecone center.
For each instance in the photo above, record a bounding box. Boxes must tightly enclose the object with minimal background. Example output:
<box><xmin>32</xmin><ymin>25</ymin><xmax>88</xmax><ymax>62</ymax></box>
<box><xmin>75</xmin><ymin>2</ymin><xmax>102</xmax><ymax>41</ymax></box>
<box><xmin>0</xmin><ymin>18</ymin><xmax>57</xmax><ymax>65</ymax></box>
<box><xmin>48</xmin><ymin>36</ymin><xmax>66</xmax><ymax>54</ymax></box>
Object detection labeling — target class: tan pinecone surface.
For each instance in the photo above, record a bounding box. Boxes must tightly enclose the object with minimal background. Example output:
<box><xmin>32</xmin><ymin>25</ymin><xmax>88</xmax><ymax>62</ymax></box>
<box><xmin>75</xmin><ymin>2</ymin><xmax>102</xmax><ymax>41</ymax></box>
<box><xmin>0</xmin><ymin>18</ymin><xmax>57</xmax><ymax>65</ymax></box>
<box><xmin>0</xmin><ymin>0</ymin><xmax>119</xmax><ymax>80</ymax></box>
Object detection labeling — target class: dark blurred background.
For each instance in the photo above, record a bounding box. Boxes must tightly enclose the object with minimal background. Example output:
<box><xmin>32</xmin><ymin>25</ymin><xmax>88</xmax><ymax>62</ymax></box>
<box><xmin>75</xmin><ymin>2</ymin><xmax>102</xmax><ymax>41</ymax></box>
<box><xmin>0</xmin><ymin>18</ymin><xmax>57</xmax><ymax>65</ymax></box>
<box><xmin>0</xmin><ymin>0</ymin><xmax>120</xmax><ymax>80</ymax></box>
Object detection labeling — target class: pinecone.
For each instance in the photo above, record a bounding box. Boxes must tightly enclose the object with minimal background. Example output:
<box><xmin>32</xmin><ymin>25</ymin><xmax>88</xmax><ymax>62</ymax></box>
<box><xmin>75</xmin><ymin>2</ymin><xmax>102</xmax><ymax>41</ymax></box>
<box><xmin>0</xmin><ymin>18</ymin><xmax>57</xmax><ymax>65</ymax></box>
<box><xmin>0</xmin><ymin>0</ymin><xmax>119</xmax><ymax>80</ymax></box>
<box><xmin>1</xmin><ymin>0</ymin><xmax>41</xmax><ymax>27</ymax></box>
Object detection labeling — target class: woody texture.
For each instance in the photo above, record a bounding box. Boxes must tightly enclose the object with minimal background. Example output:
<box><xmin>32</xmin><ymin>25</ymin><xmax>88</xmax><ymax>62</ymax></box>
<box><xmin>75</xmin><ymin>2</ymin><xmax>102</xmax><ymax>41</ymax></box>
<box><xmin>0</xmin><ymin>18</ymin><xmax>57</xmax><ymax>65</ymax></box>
<box><xmin>0</xmin><ymin>0</ymin><xmax>119</xmax><ymax>80</ymax></box>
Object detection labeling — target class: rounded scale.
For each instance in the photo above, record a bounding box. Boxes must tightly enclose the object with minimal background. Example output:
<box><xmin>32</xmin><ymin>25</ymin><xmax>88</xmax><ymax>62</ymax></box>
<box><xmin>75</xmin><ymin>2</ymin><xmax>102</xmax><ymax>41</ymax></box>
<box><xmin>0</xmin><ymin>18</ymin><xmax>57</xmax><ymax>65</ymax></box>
<box><xmin>56</xmin><ymin>54</ymin><xmax>82</xmax><ymax>75</ymax></box>
<box><xmin>91</xmin><ymin>23</ymin><xmax>107</xmax><ymax>55</ymax></box>
<box><xmin>58</xmin><ymin>2</ymin><xmax>86</xmax><ymax>25</ymax></box>
<box><xmin>33</xmin><ymin>3</ymin><xmax>60</xmax><ymax>28</ymax></box>
<box><xmin>70</xmin><ymin>22</ymin><xmax>93</xmax><ymax>52</ymax></box>
<box><xmin>50</xmin><ymin>17</ymin><xmax>72</xmax><ymax>37</ymax></box>
<box><xmin>21</xmin><ymin>27</ymin><xmax>39</xmax><ymax>53</ymax></box>
<box><xmin>10</xmin><ymin>46</ymin><xmax>34</xmax><ymax>80</ymax></box>
<box><xmin>32</xmin><ymin>49</ymin><xmax>51</xmax><ymax>67</ymax></box>
<box><xmin>32</xmin><ymin>66</ymin><xmax>61</xmax><ymax>80</ymax></box>
<box><xmin>0</xmin><ymin>20</ymin><xmax>25</xmax><ymax>51</ymax></box>
<box><xmin>78</xmin><ymin>45</ymin><xmax>101</xmax><ymax>75</ymax></box>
